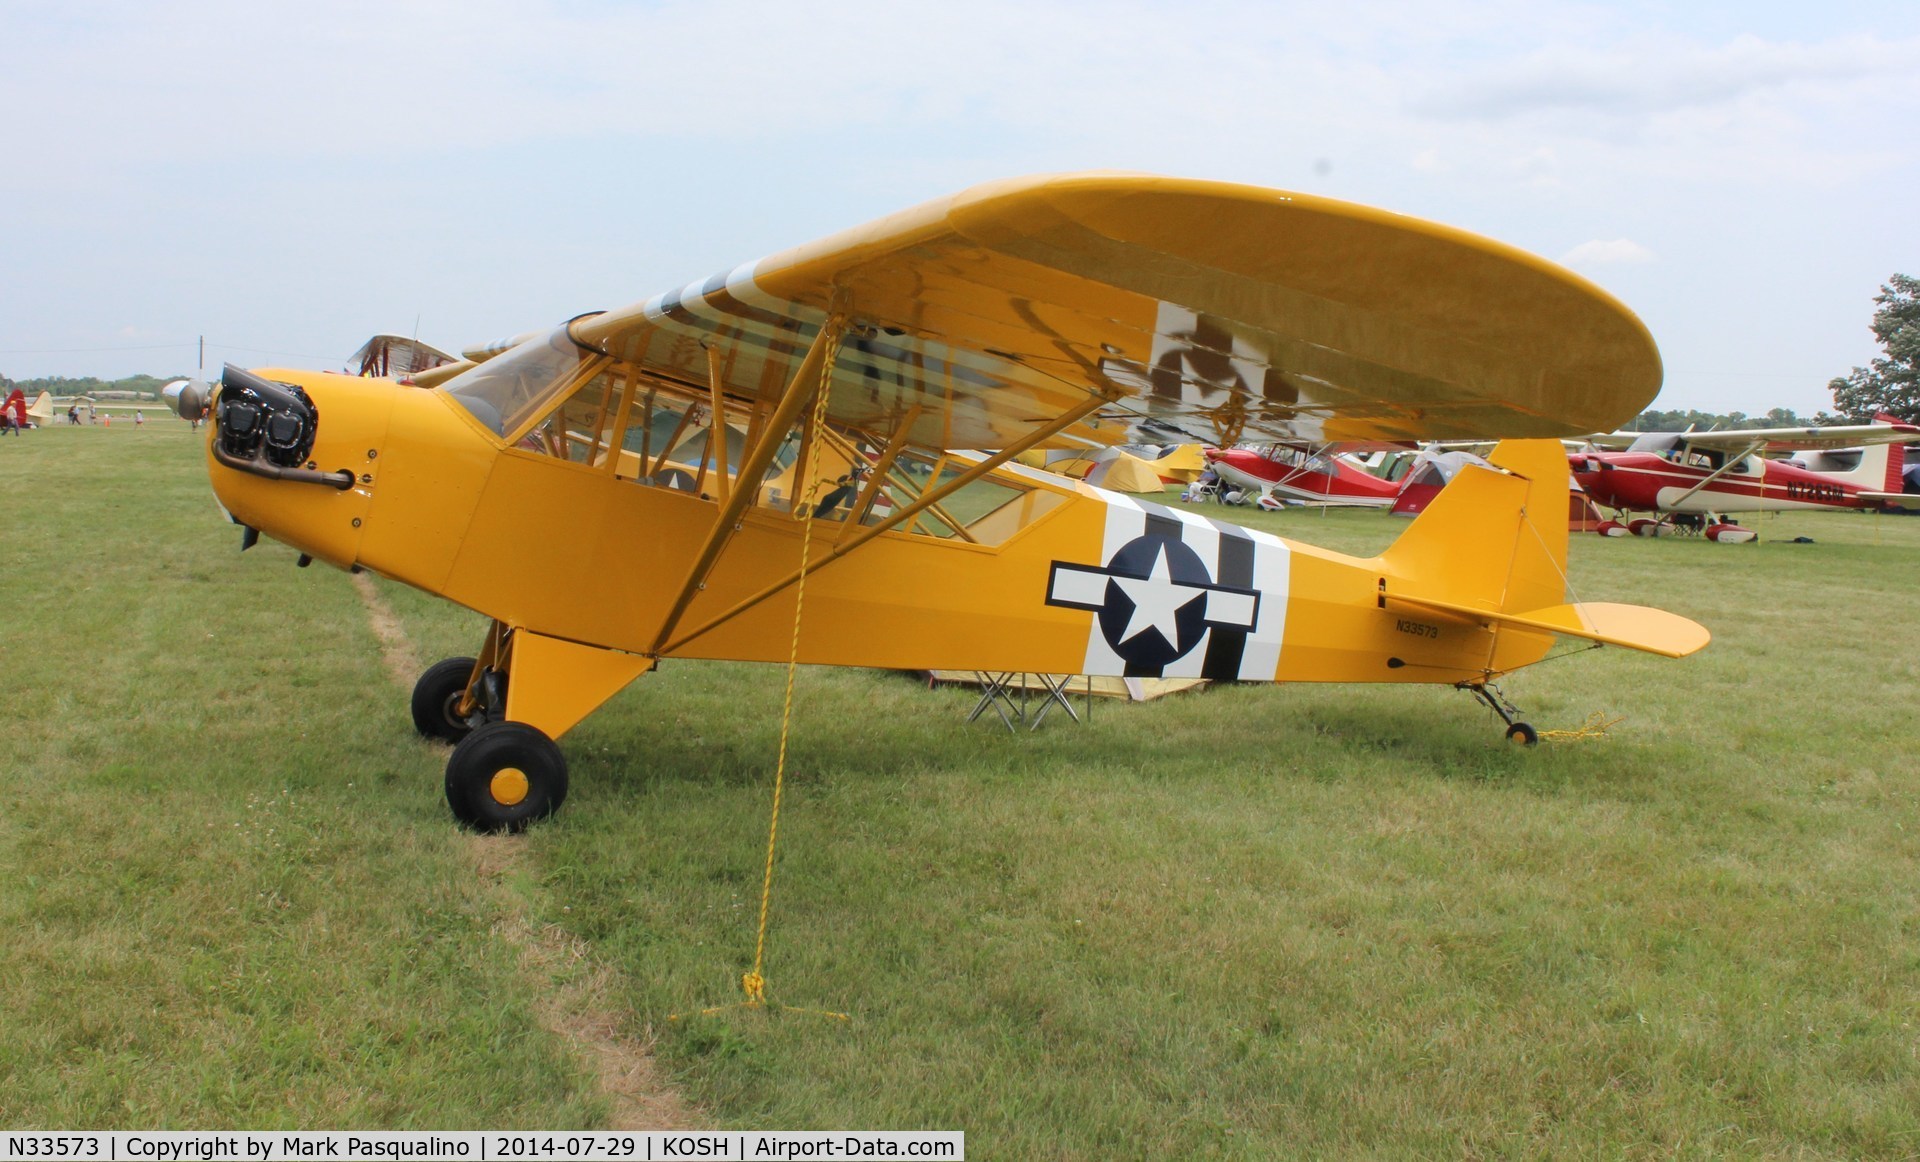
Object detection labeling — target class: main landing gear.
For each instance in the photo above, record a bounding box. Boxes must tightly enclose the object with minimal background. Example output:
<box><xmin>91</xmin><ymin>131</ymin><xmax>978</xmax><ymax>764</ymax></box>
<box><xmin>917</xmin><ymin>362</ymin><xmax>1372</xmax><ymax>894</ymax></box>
<box><xmin>444</xmin><ymin>721</ymin><xmax>569</xmax><ymax>833</ymax></box>
<box><xmin>411</xmin><ymin>656</ymin><xmax>486</xmax><ymax>742</ymax></box>
<box><xmin>411</xmin><ymin>653</ymin><xmax>567</xmax><ymax>833</ymax></box>
<box><xmin>1461</xmin><ymin>682</ymin><xmax>1537</xmax><ymax>746</ymax></box>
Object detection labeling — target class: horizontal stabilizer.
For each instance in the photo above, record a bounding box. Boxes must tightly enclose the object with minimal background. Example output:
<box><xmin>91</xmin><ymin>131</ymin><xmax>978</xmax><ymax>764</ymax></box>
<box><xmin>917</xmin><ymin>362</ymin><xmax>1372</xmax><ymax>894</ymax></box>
<box><xmin>1386</xmin><ymin>594</ymin><xmax>1710</xmax><ymax>658</ymax></box>
<box><xmin>1859</xmin><ymin>491</ymin><xmax>1920</xmax><ymax>511</ymax></box>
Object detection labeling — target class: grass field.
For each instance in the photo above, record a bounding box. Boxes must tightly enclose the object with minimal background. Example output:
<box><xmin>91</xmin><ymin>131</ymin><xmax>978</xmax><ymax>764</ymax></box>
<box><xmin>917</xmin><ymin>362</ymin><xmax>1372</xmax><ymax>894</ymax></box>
<box><xmin>4</xmin><ymin>425</ymin><xmax>1918</xmax><ymax>1156</ymax></box>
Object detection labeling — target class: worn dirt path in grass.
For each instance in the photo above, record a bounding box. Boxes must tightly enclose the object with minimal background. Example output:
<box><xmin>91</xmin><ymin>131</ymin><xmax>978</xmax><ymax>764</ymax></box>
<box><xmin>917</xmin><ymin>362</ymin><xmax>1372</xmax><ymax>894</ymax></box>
<box><xmin>352</xmin><ymin>573</ymin><xmax>701</xmax><ymax>1131</ymax></box>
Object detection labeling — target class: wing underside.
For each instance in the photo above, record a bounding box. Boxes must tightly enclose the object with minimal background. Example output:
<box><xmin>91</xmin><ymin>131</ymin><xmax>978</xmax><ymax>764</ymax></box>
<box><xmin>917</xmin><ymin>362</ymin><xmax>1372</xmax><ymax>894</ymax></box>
<box><xmin>569</xmin><ymin>174</ymin><xmax>1664</xmax><ymax>453</ymax></box>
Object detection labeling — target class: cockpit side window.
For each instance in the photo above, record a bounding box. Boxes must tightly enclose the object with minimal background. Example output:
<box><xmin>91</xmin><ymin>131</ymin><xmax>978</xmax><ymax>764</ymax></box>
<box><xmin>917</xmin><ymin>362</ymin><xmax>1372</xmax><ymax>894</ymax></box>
<box><xmin>451</xmin><ymin>347</ymin><xmax>1066</xmax><ymax>545</ymax></box>
<box><xmin>608</xmin><ymin>383</ymin><xmax>795</xmax><ymax>495</ymax></box>
<box><xmin>515</xmin><ymin>367</ymin><xmax>626</xmax><ymax>465</ymax></box>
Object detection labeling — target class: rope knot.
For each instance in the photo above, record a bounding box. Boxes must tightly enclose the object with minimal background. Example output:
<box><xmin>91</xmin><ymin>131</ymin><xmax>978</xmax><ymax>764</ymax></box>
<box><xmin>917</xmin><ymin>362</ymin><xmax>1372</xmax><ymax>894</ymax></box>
<box><xmin>741</xmin><ymin>971</ymin><xmax>766</xmax><ymax>1005</ymax></box>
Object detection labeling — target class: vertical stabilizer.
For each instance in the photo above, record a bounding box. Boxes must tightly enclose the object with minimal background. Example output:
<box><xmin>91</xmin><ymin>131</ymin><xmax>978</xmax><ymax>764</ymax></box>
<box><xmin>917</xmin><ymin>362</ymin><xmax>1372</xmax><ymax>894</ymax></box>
<box><xmin>1379</xmin><ymin>438</ymin><xmax>1569</xmax><ymax>616</ymax></box>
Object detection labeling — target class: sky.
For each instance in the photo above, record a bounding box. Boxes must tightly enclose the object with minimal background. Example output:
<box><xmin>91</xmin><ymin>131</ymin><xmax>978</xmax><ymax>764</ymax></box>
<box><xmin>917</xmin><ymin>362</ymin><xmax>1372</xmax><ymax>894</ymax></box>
<box><xmin>2</xmin><ymin>0</ymin><xmax>1915</xmax><ymax>416</ymax></box>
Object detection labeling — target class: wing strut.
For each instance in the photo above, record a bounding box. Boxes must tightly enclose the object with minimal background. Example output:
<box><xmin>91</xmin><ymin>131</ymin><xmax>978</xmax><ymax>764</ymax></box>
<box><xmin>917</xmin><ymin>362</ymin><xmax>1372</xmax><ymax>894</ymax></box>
<box><xmin>658</xmin><ymin>391</ymin><xmax>1112</xmax><ymax>656</ymax></box>
<box><xmin>704</xmin><ymin>343</ymin><xmax>732</xmax><ymax>507</ymax></box>
<box><xmin>839</xmin><ymin>404</ymin><xmax>922</xmax><ymax>542</ymax></box>
<box><xmin>600</xmin><ymin>366</ymin><xmax>641</xmax><ymax>477</ymax></box>
<box><xmin>649</xmin><ymin>320</ymin><xmax>847</xmax><ymax>655</ymax></box>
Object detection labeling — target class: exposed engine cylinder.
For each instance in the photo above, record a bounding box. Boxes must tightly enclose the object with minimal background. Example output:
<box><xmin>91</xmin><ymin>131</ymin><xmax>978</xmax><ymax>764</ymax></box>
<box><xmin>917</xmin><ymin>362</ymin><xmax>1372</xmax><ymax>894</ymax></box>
<box><xmin>217</xmin><ymin>365</ymin><xmax>319</xmax><ymax>469</ymax></box>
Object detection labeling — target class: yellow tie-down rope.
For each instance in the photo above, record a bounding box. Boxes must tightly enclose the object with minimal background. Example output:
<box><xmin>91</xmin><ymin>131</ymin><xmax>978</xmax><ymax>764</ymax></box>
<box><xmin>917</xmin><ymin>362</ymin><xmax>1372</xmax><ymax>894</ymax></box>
<box><xmin>1538</xmin><ymin>712</ymin><xmax>1624</xmax><ymax>742</ymax></box>
<box><xmin>673</xmin><ymin>329</ymin><xmax>849</xmax><ymax>1025</ymax></box>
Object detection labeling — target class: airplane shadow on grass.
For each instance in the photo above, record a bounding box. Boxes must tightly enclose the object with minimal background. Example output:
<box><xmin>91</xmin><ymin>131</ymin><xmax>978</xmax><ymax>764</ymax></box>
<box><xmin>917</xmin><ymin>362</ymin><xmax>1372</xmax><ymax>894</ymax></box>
<box><xmin>552</xmin><ymin>668</ymin><xmax>1667</xmax><ymax>811</ymax></box>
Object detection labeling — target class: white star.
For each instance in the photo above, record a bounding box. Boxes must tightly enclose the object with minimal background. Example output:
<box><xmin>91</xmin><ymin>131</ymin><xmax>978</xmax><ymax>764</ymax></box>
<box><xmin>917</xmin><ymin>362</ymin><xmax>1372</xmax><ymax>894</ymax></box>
<box><xmin>1110</xmin><ymin>544</ymin><xmax>1206</xmax><ymax>648</ymax></box>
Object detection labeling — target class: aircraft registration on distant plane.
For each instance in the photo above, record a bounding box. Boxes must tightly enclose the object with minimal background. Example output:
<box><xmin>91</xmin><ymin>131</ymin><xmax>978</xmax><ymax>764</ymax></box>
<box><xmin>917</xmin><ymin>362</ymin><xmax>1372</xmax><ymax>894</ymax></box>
<box><xmin>166</xmin><ymin>173</ymin><xmax>1709</xmax><ymax>830</ymax></box>
<box><xmin>1571</xmin><ymin>417</ymin><xmax>1920</xmax><ymax>539</ymax></box>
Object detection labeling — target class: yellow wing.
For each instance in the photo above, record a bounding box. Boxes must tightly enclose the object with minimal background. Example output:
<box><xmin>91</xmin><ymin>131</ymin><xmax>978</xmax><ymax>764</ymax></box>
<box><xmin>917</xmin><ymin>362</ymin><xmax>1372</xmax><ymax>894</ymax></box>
<box><xmin>571</xmin><ymin>172</ymin><xmax>1663</xmax><ymax>452</ymax></box>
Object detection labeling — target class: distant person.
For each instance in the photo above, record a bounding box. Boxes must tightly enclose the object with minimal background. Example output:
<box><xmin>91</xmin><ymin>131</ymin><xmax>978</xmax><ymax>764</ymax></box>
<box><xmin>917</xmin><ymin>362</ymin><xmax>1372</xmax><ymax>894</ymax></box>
<box><xmin>135</xmin><ymin>409</ymin><xmax>144</xmax><ymax>427</ymax></box>
<box><xmin>66</xmin><ymin>405</ymin><xmax>78</xmax><ymax>425</ymax></box>
<box><xmin>103</xmin><ymin>413</ymin><xmax>111</xmax><ymax>427</ymax></box>
<box><xmin>87</xmin><ymin>403</ymin><xmax>96</xmax><ymax>424</ymax></box>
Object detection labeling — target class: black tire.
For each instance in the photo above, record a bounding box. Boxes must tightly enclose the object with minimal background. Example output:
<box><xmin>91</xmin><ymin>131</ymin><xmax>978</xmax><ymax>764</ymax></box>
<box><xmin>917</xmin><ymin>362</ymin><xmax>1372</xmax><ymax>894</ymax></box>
<box><xmin>445</xmin><ymin>721</ymin><xmax>569</xmax><ymax>833</ymax></box>
<box><xmin>411</xmin><ymin>657</ymin><xmax>479</xmax><ymax>743</ymax></box>
<box><xmin>1506</xmin><ymin>722</ymin><xmax>1539</xmax><ymax>747</ymax></box>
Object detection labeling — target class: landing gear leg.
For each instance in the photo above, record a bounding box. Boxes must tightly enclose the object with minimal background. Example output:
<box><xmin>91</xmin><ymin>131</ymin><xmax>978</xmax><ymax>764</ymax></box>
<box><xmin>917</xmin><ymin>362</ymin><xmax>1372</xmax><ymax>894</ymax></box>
<box><xmin>1461</xmin><ymin>681</ymin><xmax>1537</xmax><ymax>746</ymax></box>
<box><xmin>427</xmin><ymin>624</ymin><xmax>655</xmax><ymax>830</ymax></box>
<box><xmin>410</xmin><ymin>656</ymin><xmax>509</xmax><ymax>742</ymax></box>
<box><xmin>411</xmin><ymin>623</ymin><xmax>514</xmax><ymax>743</ymax></box>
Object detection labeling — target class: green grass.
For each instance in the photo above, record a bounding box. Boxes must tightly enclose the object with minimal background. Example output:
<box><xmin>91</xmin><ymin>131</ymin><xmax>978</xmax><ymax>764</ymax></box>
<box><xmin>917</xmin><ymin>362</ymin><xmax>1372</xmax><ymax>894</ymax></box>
<box><xmin>5</xmin><ymin>428</ymin><xmax>1920</xmax><ymax>1156</ymax></box>
<box><xmin>1</xmin><ymin>427</ymin><xmax>600</xmax><ymax>1127</ymax></box>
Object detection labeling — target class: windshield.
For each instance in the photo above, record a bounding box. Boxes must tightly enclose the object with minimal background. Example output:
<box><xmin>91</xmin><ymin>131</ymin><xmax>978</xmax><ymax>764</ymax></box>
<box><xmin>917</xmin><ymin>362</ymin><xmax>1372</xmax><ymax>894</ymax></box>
<box><xmin>442</xmin><ymin>326</ymin><xmax>601</xmax><ymax>436</ymax></box>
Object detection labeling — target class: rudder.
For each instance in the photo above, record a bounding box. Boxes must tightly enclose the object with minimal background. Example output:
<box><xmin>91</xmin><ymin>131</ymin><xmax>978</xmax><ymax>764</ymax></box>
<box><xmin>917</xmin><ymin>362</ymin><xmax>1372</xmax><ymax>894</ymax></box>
<box><xmin>1379</xmin><ymin>438</ymin><xmax>1570</xmax><ymax>616</ymax></box>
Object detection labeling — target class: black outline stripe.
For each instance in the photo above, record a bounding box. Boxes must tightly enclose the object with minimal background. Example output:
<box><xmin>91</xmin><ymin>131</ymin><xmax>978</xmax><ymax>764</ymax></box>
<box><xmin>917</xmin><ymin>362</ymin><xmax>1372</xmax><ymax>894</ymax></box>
<box><xmin>1201</xmin><ymin>532</ymin><xmax>1255</xmax><ymax>680</ymax></box>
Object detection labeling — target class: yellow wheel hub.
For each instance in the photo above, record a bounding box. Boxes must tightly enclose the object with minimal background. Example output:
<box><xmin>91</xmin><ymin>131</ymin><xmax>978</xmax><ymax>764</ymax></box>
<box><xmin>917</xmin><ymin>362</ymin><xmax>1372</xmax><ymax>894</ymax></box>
<box><xmin>490</xmin><ymin>767</ymin><xmax>531</xmax><ymax>807</ymax></box>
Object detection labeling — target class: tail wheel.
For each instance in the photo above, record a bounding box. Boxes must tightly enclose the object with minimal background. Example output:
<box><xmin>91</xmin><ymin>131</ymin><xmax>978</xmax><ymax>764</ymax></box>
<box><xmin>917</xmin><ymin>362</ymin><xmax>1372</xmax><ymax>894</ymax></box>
<box><xmin>445</xmin><ymin>722</ymin><xmax>569</xmax><ymax>833</ymax></box>
<box><xmin>411</xmin><ymin>657</ymin><xmax>480</xmax><ymax>743</ymax></box>
<box><xmin>1505</xmin><ymin>722</ymin><xmax>1539</xmax><ymax>746</ymax></box>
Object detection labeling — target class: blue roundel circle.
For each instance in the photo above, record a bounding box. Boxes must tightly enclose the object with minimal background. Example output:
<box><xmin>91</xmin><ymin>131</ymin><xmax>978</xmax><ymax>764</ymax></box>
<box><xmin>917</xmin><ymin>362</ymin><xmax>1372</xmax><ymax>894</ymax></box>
<box><xmin>1096</xmin><ymin>534</ymin><xmax>1214</xmax><ymax>668</ymax></box>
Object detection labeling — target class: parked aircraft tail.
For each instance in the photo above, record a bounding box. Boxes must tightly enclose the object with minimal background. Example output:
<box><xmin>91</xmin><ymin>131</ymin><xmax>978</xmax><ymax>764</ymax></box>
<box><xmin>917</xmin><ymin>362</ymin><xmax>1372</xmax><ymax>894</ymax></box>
<box><xmin>1380</xmin><ymin>438</ymin><xmax>1570</xmax><ymax>618</ymax></box>
<box><xmin>1379</xmin><ymin>438</ymin><xmax>1707</xmax><ymax>665</ymax></box>
<box><xmin>1819</xmin><ymin>438</ymin><xmax>1905</xmax><ymax>493</ymax></box>
<box><xmin>1875</xmin><ymin>413</ymin><xmax>1908</xmax><ymax>494</ymax></box>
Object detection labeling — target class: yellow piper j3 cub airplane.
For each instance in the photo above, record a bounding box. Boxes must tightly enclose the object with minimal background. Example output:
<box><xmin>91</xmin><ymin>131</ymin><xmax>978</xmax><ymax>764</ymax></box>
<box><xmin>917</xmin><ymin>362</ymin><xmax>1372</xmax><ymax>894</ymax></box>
<box><xmin>169</xmin><ymin>174</ymin><xmax>1709</xmax><ymax>831</ymax></box>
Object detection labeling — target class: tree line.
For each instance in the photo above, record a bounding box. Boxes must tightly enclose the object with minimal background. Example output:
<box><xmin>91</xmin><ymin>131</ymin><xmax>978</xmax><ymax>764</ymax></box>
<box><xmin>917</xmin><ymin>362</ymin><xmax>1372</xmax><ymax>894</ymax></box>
<box><xmin>1623</xmin><ymin>407</ymin><xmax>1828</xmax><ymax>433</ymax></box>
<box><xmin>0</xmin><ymin>373</ymin><xmax>182</xmax><ymax>400</ymax></box>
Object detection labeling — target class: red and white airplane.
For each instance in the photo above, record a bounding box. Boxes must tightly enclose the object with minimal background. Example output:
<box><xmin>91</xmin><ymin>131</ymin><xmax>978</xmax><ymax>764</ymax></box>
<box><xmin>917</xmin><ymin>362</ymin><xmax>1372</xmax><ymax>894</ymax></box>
<box><xmin>1570</xmin><ymin>416</ymin><xmax>1920</xmax><ymax>539</ymax></box>
<box><xmin>1203</xmin><ymin>443</ymin><xmax>1402</xmax><ymax>509</ymax></box>
<box><xmin>2</xmin><ymin>388</ymin><xmax>34</xmax><ymax>432</ymax></box>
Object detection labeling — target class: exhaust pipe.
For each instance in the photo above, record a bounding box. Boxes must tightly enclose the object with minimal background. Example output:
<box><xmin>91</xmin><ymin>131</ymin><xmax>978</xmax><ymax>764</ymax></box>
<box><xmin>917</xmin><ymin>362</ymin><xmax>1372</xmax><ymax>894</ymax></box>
<box><xmin>209</xmin><ymin>364</ymin><xmax>354</xmax><ymax>490</ymax></box>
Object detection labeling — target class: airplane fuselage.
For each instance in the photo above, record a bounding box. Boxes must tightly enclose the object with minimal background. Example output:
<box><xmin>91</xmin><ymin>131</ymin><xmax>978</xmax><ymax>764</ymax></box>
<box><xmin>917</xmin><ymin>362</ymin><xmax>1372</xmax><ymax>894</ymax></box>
<box><xmin>1205</xmin><ymin>446</ymin><xmax>1399</xmax><ymax>507</ymax></box>
<box><xmin>201</xmin><ymin>368</ymin><xmax>1595</xmax><ymax>743</ymax></box>
<box><xmin>1571</xmin><ymin>451</ymin><xmax>1893</xmax><ymax>515</ymax></box>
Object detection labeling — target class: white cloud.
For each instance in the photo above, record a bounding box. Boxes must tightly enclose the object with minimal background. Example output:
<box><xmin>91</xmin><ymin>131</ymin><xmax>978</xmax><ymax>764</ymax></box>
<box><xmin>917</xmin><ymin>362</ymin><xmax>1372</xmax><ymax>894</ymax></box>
<box><xmin>1558</xmin><ymin>239</ymin><xmax>1656</xmax><ymax>267</ymax></box>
